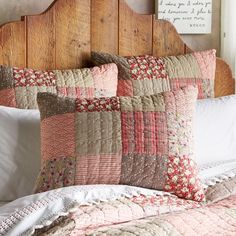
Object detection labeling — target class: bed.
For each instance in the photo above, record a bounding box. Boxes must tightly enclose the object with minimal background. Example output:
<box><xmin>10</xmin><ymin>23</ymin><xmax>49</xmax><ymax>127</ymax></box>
<box><xmin>0</xmin><ymin>0</ymin><xmax>236</xmax><ymax>235</ymax></box>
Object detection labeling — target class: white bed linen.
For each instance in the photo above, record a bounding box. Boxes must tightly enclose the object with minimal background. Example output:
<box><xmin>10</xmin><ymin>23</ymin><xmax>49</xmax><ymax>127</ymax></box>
<box><xmin>0</xmin><ymin>185</ymin><xmax>168</xmax><ymax>236</ymax></box>
<box><xmin>0</xmin><ymin>202</ymin><xmax>9</xmax><ymax>208</ymax></box>
<box><xmin>0</xmin><ymin>106</ymin><xmax>40</xmax><ymax>201</ymax></box>
<box><xmin>195</xmin><ymin>95</ymin><xmax>236</xmax><ymax>166</ymax></box>
<box><xmin>199</xmin><ymin>159</ymin><xmax>236</xmax><ymax>187</ymax></box>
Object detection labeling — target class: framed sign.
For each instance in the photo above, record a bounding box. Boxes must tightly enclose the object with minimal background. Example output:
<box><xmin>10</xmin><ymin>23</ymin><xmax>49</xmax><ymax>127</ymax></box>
<box><xmin>157</xmin><ymin>0</ymin><xmax>212</xmax><ymax>34</ymax></box>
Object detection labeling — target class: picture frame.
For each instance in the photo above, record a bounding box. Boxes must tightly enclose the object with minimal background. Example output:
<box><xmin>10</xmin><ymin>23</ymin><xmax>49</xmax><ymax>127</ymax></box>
<box><xmin>156</xmin><ymin>0</ymin><xmax>212</xmax><ymax>34</ymax></box>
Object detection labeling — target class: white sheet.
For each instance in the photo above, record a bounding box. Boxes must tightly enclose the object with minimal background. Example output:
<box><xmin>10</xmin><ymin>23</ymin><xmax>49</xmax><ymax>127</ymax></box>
<box><xmin>0</xmin><ymin>185</ymin><xmax>169</xmax><ymax>236</ymax></box>
<box><xmin>0</xmin><ymin>106</ymin><xmax>40</xmax><ymax>201</ymax></box>
<box><xmin>195</xmin><ymin>95</ymin><xmax>236</xmax><ymax>166</ymax></box>
<box><xmin>0</xmin><ymin>202</ymin><xmax>9</xmax><ymax>208</ymax></box>
<box><xmin>199</xmin><ymin>159</ymin><xmax>236</xmax><ymax>187</ymax></box>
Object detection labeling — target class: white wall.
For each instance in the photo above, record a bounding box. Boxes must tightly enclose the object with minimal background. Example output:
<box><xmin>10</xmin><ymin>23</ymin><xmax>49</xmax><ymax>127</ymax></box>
<box><xmin>0</xmin><ymin>0</ymin><xmax>53</xmax><ymax>25</ymax></box>
<box><xmin>221</xmin><ymin>0</ymin><xmax>236</xmax><ymax>77</ymax></box>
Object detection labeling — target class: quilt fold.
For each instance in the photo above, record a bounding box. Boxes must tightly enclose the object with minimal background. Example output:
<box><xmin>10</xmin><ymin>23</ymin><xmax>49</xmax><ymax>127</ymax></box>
<box><xmin>0</xmin><ymin>178</ymin><xmax>236</xmax><ymax>236</ymax></box>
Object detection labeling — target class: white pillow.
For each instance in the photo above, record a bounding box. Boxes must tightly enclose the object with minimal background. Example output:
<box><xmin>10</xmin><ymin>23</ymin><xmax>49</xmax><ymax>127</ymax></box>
<box><xmin>0</xmin><ymin>106</ymin><xmax>40</xmax><ymax>201</ymax></box>
<box><xmin>195</xmin><ymin>95</ymin><xmax>236</xmax><ymax>167</ymax></box>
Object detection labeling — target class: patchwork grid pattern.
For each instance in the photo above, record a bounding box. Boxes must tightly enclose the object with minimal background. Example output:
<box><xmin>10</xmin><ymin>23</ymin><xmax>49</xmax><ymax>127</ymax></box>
<box><xmin>35</xmin><ymin>87</ymin><xmax>204</xmax><ymax>201</ymax></box>
<box><xmin>0</xmin><ymin>63</ymin><xmax>118</xmax><ymax>109</ymax></box>
<box><xmin>92</xmin><ymin>49</ymin><xmax>216</xmax><ymax>99</ymax></box>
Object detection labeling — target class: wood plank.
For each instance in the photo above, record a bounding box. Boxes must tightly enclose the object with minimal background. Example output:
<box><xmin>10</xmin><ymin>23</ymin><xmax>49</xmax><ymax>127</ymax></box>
<box><xmin>1</xmin><ymin>21</ymin><xmax>26</xmax><ymax>67</ymax></box>
<box><xmin>27</xmin><ymin>6</ymin><xmax>55</xmax><ymax>70</ymax></box>
<box><xmin>0</xmin><ymin>27</ymin><xmax>3</xmax><ymax>65</ymax></box>
<box><xmin>91</xmin><ymin>0</ymin><xmax>118</xmax><ymax>54</ymax></box>
<box><xmin>55</xmin><ymin>0</ymin><xmax>90</xmax><ymax>69</ymax></box>
<box><xmin>215</xmin><ymin>58</ymin><xmax>235</xmax><ymax>97</ymax></box>
<box><xmin>0</xmin><ymin>0</ymin><xmax>234</xmax><ymax>97</ymax></box>
<box><xmin>119</xmin><ymin>0</ymin><xmax>153</xmax><ymax>56</ymax></box>
<box><xmin>153</xmin><ymin>19</ymin><xmax>186</xmax><ymax>57</ymax></box>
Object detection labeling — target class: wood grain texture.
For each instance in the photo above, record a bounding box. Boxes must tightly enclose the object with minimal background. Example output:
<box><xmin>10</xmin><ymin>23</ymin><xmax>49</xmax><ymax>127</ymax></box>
<box><xmin>0</xmin><ymin>27</ymin><xmax>3</xmax><ymax>65</ymax></box>
<box><xmin>0</xmin><ymin>21</ymin><xmax>26</xmax><ymax>67</ymax></box>
<box><xmin>119</xmin><ymin>0</ymin><xmax>153</xmax><ymax>56</ymax></box>
<box><xmin>215</xmin><ymin>58</ymin><xmax>235</xmax><ymax>97</ymax></box>
<box><xmin>55</xmin><ymin>0</ymin><xmax>90</xmax><ymax>69</ymax></box>
<box><xmin>91</xmin><ymin>0</ymin><xmax>118</xmax><ymax>54</ymax></box>
<box><xmin>153</xmin><ymin>19</ymin><xmax>186</xmax><ymax>57</ymax></box>
<box><xmin>0</xmin><ymin>0</ymin><xmax>234</xmax><ymax>96</ymax></box>
<box><xmin>27</xmin><ymin>6</ymin><xmax>55</xmax><ymax>70</ymax></box>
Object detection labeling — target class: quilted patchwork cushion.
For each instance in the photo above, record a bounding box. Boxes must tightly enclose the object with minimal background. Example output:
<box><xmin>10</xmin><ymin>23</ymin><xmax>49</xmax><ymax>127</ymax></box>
<box><xmin>34</xmin><ymin>86</ymin><xmax>205</xmax><ymax>201</ymax></box>
<box><xmin>91</xmin><ymin>50</ymin><xmax>216</xmax><ymax>99</ymax></box>
<box><xmin>0</xmin><ymin>63</ymin><xmax>118</xmax><ymax>109</ymax></box>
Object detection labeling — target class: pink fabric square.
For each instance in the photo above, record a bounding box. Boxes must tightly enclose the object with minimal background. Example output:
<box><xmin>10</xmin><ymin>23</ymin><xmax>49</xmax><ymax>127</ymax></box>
<box><xmin>41</xmin><ymin>113</ymin><xmax>76</xmax><ymax>160</ymax></box>
<box><xmin>121</xmin><ymin>111</ymin><xmax>168</xmax><ymax>155</ymax></box>
<box><xmin>57</xmin><ymin>87</ymin><xmax>95</xmax><ymax>98</ymax></box>
<box><xmin>78</xmin><ymin>87</ymin><xmax>94</xmax><ymax>98</ymax></box>
<box><xmin>75</xmin><ymin>154</ymin><xmax>121</xmax><ymax>185</ymax></box>
<box><xmin>193</xmin><ymin>50</ymin><xmax>216</xmax><ymax>80</ymax></box>
<box><xmin>117</xmin><ymin>80</ymin><xmax>134</xmax><ymax>96</ymax></box>
<box><xmin>0</xmin><ymin>89</ymin><xmax>16</xmax><ymax>107</ymax></box>
<box><xmin>57</xmin><ymin>87</ymin><xmax>76</xmax><ymax>97</ymax></box>
<box><xmin>155</xmin><ymin>112</ymin><xmax>168</xmax><ymax>155</ymax></box>
<box><xmin>134</xmin><ymin>112</ymin><xmax>145</xmax><ymax>153</ymax></box>
<box><xmin>169</xmin><ymin>78</ymin><xmax>204</xmax><ymax>99</ymax></box>
<box><xmin>143</xmin><ymin>112</ymin><xmax>156</xmax><ymax>154</ymax></box>
<box><xmin>91</xmin><ymin>63</ymin><xmax>118</xmax><ymax>93</ymax></box>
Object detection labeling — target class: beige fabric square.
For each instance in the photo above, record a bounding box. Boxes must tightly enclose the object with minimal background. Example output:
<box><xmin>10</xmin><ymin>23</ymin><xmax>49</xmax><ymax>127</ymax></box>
<box><xmin>132</xmin><ymin>79</ymin><xmax>153</xmax><ymax>96</ymax></box>
<box><xmin>75</xmin><ymin>111</ymin><xmax>122</xmax><ymax>155</ymax></box>
<box><xmin>151</xmin><ymin>78</ymin><xmax>171</xmax><ymax>94</ymax></box>
<box><xmin>120</xmin><ymin>96</ymin><xmax>143</xmax><ymax>112</ymax></box>
<box><xmin>163</xmin><ymin>54</ymin><xmax>202</xmax><ymax>79</ymax></box>
<box><xmin>15</xmin><ymin>86</ymin><xmax>56</xmax><ymax>109</ymax></box>
<box><xmin>54</xmin><ymin>69</ymin><xmax>93</xmax><ymax>88</ymax></box>
<box><xmin>132</xmin><ymin>78</ymin><xmax>171</xmax><ymax>97</ymax></box>
<box><xmin>142</xmin><ymin>95</ymin><xmax>165</xmax><ymax>112</ymax></box>
<box><xmin>120</xmin><ymin>95</ymin><xmax>165</xmax><ymax>112</ymax></box>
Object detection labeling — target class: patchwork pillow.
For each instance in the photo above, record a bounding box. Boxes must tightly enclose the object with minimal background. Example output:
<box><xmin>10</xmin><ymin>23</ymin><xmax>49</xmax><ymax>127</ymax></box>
<box><xmin>34</xmin><ymin>86</ymin><xmax>205</xmax><ymax>201</ymax></box>
<box><xmin>91</xmin><ymin>50</ymin><xmax>216</xmax><ymax>99</ymax></box>
<box><xmin>0</xmin><ymin>63</ymin><xmax>118</xmax><ymax>109</ymax></box>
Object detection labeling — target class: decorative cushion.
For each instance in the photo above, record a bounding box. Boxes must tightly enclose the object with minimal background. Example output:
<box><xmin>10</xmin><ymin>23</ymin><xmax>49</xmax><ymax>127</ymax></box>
<box><xmin>34</xmin><ymin>86</ymin><xmax>205</xmax><ymax>201</ymax></box>
<box><xmin>91</xmin><ymin>50</ymin><xmax>216</xmax><ymax>99</ymax></box>
<box><xmin>0</xmin><ymin>63</ymin><xmax>118</xmax><ymax>109</ymax></box>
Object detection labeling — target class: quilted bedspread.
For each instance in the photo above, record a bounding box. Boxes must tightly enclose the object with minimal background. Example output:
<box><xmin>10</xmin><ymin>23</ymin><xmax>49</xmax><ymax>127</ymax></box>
<box><xmin>33</xmin><ymin>196</ymin><xmax>236</xmax><ymax>236</ymax></box>
<box><xmin>87</xmin><ymin>196</ymin><xmax>236</xmax><ymax>236</ymax></box>
<box><xmin>0</xmin><ymin>178</ymin><xmax>236</xmax><ymax>236</ymax></box>
<box><xmin>36</xmin><ymin>178</ymin><xmax>236</xmax><ymax>235</ymax></box>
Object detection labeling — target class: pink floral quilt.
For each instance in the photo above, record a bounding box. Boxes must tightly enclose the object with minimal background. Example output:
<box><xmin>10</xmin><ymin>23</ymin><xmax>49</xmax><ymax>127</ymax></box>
<box><xmin>0</xmin><ymin>180</ymin><xmax>235</xmax><ymax>236</ymax></box>
<box><xmin>34</xmin><ymin>195</ymin><xmax>236</xmax><ymax>236</ymax></box>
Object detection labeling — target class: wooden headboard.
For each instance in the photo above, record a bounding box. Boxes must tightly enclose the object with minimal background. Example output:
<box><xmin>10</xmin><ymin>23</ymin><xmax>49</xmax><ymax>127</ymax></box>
<box><xmin>0</xmin><ymin>0</ymin><xmax>234</xmax><ymax>97</ymax></box>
